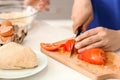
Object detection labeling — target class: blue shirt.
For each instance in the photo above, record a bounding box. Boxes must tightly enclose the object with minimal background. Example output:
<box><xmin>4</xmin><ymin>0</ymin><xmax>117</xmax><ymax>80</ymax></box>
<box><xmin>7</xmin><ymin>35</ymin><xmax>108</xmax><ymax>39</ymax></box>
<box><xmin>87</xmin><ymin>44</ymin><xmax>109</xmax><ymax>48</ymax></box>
<box><xmin>87</xmin><ymin>0</ymin><xmax>120</xmax><ymax>30</ymax></box>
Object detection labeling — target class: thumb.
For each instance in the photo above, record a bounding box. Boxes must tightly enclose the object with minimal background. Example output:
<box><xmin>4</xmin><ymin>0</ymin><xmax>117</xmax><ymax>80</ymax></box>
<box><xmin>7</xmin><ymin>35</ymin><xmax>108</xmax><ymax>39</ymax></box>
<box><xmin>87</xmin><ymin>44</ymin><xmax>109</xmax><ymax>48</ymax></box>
<box><xmin>73</xmin><ymin>24</ymin><xmax>80</xmax><ymax>34</ymax></box>
<box><xmin>24</xmin><ymin>0</ymin><xmax>33</xmax><ymax>5</ymax></box>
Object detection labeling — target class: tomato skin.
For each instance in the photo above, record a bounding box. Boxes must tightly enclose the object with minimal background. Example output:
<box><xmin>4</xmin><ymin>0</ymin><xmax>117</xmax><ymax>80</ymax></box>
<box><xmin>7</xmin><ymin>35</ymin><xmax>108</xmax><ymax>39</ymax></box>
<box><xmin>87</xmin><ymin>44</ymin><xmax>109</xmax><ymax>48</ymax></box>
<box><xmin>40</xmin><ymin>39</ymin><xmax>75</xmax><ymax>52</ymax></box>
<box><xmin>78</xmin><ymin>48</ymin><xmax>106</xmax><ymax>65</ymax></box>
<box><xmin>63</xmin><ymin>39</ymin><xmax>75</xmax><ymax>52</ymax></box>
<box><xmin>40</xmin><ymin>43</ymin><xmax>62</xmax><ymax>51</ymax></box>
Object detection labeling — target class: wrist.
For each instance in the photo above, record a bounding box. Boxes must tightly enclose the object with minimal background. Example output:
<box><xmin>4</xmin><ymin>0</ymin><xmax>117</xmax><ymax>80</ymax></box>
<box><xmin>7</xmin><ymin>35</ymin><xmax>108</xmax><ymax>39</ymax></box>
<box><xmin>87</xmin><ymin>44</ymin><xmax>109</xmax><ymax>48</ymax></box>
<box><xmin>74</xmin><ymin>0</ymin><xmax>91</xmax><ymax>4</ymax></box>
<box><xmin>75</xmin><ymin>0</ymin><xmax>92</xmax><ymax>8</ymax></box>
<box><xmin>117</xmin><ymin>30</ymin><xmax>120</xmax><ymax>48</ymax></box>
<box><xmin>117</xmin><ymin>30</ymin><xmax>120</xmax><ymax>35</ymax></box>
<box><xmin>116</xmin><ymin>30</ymin><xmax>120</xmax><ymax>39</ymax></box>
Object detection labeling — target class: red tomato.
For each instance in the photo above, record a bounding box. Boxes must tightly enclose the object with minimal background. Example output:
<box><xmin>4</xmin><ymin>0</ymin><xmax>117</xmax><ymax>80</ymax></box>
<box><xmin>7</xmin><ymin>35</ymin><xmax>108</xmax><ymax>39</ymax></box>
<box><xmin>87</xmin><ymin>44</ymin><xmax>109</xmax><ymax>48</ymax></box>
<box><xmin>78</xmin><ymin>48</ymin><xmax>106</xmax><ymax>65</ymax></box>
<box><xmin>40</xmin><ymin>39</ymin><xmax>75</xmax><ymax>52</ymax></box>
<box><xmin>40</xmin><ymin>43</ymin><xmax>62</xmax><ymax>51</ymax></box>
<box><xmin>63</xmin><ymin>39</ymin><xmax>75</xmax><ymax>52</ymax></box>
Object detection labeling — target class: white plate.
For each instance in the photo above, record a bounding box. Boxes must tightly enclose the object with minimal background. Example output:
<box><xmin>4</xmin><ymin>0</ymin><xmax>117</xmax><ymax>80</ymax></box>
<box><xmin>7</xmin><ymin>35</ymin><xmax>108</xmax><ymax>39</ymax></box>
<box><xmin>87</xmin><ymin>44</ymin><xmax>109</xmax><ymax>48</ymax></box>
<box><xmin>0</xmin><ymin>50</ymin><xmax>48</xmax><ymax>79</ymax></box>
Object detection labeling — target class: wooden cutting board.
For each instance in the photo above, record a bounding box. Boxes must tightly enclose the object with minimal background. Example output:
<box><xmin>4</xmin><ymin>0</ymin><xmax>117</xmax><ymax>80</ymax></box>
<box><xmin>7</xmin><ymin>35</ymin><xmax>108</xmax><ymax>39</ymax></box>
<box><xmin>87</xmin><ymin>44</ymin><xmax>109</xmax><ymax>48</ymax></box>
<box><xmin>40</xmin><ymin>39</ymin><xmax>120</xmax><ymax>80</ymax></box>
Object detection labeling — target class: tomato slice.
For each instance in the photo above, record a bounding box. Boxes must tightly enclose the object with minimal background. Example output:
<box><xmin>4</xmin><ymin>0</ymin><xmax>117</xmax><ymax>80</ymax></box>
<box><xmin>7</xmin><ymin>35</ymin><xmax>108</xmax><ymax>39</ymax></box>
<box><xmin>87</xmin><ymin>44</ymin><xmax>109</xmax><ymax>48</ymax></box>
<box><xmin>40</xmin><ymin>43</ymin><xmax>62</xmax><ymax>51</ymax></box>
<box><xmin>40</xmin><ymin>38</ymin><xmax>75</xmax><ymax>52</ymax></box>
<box><xmin>78</xmin><ymin>48</ymin><xmax>106</xmax><ymax>65</ymax></box>
<box><xmin>63</xmin><ymin>39</ymin><xmax>75</xmax><ymax>52</ymax></box>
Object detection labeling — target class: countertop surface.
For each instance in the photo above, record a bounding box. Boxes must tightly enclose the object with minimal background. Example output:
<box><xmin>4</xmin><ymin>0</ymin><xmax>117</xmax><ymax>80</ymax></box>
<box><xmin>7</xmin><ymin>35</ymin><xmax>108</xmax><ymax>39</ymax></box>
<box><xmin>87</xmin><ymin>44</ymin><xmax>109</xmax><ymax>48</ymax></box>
<box><xmin>1</xmin><ymin>20</ymin><xmax>120</xmax><ymax>80</ymax></box>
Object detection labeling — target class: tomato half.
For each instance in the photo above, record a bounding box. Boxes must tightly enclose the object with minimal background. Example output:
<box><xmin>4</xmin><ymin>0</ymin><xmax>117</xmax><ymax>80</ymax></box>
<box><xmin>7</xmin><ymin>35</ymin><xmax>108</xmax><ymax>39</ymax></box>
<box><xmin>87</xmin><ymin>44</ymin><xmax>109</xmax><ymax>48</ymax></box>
<box><xmin>63</xmin><ymin>39</ymin><xmax>75</xmax><ymax>52</ymax></box>
<box><xmin>78</xmin><ymin>48</ymin><xmax>106</xmax><ymax>65</ymax></box>
<box><xmin>40</xmin><ymin>43</ymin><xmax>62</xmax><ymax>51</ymax></box>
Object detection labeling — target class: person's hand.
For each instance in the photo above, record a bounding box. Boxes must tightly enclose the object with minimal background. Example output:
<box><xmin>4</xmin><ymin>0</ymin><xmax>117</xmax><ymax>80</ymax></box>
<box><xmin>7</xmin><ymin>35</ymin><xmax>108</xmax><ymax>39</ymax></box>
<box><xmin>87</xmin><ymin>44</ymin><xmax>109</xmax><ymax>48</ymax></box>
<box><xmin>71</xmin><ymin>0</ymin><xmax>93</xmax><ymax>33</ymax></box>
<box><xmin>24</xmin><ymin>0</ymin><xmax>49</xmax><ymax>11</ymax></box>
<box><xmin>75</xmin><ymin>27</ymin><xmax>120</xmax><ymax>52</ymax></box>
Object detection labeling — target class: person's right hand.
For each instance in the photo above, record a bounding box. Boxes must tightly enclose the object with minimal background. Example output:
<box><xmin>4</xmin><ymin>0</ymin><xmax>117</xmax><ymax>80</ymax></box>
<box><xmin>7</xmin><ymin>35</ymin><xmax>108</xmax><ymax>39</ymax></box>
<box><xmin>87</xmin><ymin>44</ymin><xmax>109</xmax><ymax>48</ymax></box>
<box><xmin>71</xmin><ymin>0</ymin><xmax>93</xmax><ymax>33</ymax></box>
<box><xmin>24</xmin><ymin>0</ymin><xmax>49</xmax><ymax>11</ymax></box>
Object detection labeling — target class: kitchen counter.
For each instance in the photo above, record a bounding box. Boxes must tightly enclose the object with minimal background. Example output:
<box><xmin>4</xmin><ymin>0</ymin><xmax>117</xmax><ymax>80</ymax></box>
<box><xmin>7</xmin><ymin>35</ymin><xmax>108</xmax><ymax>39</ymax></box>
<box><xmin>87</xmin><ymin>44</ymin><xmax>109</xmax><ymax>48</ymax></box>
<box><xmin>24</xmin><ymin>20</ymin><xmax>91</xmax><ymax>80</ymax></box>
<box><xmin>1</xmin><ymin>20</ymin><xmax>120</xmax><ymax>80</ymax></box>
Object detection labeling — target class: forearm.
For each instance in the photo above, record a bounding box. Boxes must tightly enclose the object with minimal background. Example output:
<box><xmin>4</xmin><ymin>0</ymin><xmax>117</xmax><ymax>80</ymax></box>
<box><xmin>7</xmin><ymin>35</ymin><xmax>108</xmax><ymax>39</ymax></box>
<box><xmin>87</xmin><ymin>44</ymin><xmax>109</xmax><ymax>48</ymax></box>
<box><xmin>117</xmin><ymin>30</ymin><xmax>120</xmax><ymax>49</ymax></box>
<box><xmin>117</xmin><ymin>30</ymin><xmax>120</xmax><ymax>38</ymax></box>
<box><xmin>74</xmin><ymin>0</ymin><xmax>91</xmax><ymax>5</ymax></box>
<box><xmin>73</xmin><ymin>0</ymin><xmax>92</xmax><ymax>12</ymax></box>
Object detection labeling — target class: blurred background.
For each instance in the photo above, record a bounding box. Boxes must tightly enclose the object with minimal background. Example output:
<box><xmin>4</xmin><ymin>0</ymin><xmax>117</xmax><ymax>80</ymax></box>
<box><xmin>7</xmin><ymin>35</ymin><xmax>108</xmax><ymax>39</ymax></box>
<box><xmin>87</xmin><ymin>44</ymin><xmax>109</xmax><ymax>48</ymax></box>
<box><xmin>38</xmin><ymin>0</ymin><xmax>73</xmax><ymax>20</ymax></box>
<box><xmin>0</xmin><ymin>0</ymin><xmax>73</xmax><ymax>20</ymax></box>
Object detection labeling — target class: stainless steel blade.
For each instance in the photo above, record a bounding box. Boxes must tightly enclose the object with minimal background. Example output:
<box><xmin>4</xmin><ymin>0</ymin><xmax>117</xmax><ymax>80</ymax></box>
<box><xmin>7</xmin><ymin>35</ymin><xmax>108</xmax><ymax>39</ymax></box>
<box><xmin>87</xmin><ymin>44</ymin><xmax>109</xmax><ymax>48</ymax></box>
<box><xmin>70</xmin><ymin>26</ymin><xmax>82</xmax><ymax>57</ymax></box>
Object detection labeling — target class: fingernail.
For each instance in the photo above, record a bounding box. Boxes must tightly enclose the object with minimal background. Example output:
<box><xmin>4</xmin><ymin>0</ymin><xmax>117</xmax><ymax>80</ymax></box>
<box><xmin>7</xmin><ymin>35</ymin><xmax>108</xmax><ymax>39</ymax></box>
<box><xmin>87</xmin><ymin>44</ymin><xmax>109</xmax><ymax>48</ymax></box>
<box><xmin>75</xmin><ymin>44</ymin><xmax>79</xmax><ymax>49</ymax></box>
<box><xmin>75</xmin><ymin>37</ymin><xmax>79</xmax><ymax>41</ymax></box>
<box><xmin>78</xmin><ymin>49</ymin><xmax>84</xmax><ymax>53</ymax></box>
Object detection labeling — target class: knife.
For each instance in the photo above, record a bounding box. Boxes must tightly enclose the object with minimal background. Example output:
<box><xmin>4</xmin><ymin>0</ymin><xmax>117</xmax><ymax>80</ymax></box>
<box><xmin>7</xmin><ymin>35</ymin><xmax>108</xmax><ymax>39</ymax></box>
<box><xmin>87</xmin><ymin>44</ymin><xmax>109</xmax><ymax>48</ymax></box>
<box><xmin>70</xmin><ymin>26</ymin><xmax>82</xmax><ymax>57</ymax></box>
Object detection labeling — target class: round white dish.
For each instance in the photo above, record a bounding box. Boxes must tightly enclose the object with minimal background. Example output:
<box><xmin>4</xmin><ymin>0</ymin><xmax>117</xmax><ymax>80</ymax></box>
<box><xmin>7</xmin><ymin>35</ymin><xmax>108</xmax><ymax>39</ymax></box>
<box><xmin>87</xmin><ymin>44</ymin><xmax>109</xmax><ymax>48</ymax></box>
<box><xmin>0</xmin><ymin>50</ymin><xmax>48</xmax><ymax>79</ymax></box>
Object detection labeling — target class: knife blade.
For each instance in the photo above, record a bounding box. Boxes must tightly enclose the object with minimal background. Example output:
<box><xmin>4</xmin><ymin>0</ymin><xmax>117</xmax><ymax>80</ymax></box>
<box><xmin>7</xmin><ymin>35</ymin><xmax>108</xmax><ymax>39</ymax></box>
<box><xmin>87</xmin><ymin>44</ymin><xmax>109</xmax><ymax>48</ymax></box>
<box><xmin>70</xmin><ymin>26</ymin><xmax>82</xmax><ymax>57</ymax></box>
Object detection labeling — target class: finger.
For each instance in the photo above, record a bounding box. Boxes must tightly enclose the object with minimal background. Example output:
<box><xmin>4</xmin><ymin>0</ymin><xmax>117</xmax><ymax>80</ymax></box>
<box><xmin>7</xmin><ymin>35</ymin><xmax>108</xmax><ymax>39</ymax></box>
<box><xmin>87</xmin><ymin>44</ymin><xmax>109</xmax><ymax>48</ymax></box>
<box><xmin>37</xmin><ymin>5</ymin><xmax>49</xmax><ymax>11</ymax></box>
<box><xmin>39</xmin><ymin>0</ymin><xmax>49</xmax><ymax>5</ymax></box>
<box><xmin>77</xmin><ymin>41</ymin><xmax>103</xmax><ymax>53</ymax></box>
<box><xmin>24</xmin><ymin>0</ymin><xmax>32</xmax><ymax>5</ymax></box>
<box><xmin>73</xmin><ymin>21</ymin><xmax>85</xmax><ymax>34</ymax></box>
<box><xmin>75</xmin><ymin>35</ymin><xmax>101</xmax><ymax>49</ymax></box>
<box><xmin>72</xmin><ymin>15</ymin><xmax>88</xmax><ymax>34</ymax></box>
<box><xmin>73</xmin><ymin>24</ymin><xmax>79</xmax><ymax>34</ymax></box>
<box><xmin>45</xmin><ymin>0</ymin><xmax>50</xmax><ymax>5</ymax></box>
<box><xmin>72</xmin><ymin>14</ymin><xmax>92</xmax><ymax>34</ymax></box>
<box><xmin>82</xmin><ymin>14</ymin><xmax>93</xmax><ymax>32</ymax></box>
<box><xmin>102</xmin><ymin>46</ymin><xmax>113</xmax><ymax>52</ymax></box>
<box><xmin>72</xmin><ymin>17</ymin><xmax>88</xmax><ymax>34</ymax></box>
<box><xmin>75</xmin><ymin>28</ymin><xmax>98</xmax><ymax>42</ymax></box>
<box><xmin>38</xmin><ymin>0</ymin><xmax>49</xmax><ymax>11</ymax></box>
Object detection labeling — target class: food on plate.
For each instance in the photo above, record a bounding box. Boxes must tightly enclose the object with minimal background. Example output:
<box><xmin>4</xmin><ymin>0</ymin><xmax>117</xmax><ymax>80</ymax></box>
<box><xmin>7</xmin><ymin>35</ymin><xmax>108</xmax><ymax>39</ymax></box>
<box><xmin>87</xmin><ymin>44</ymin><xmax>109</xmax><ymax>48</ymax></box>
<box><xmin>0</xmin><ymin>20</ymin><xmax>27</xmax><ymax>46</ymax></box>
<box><xmin>78</xmin><ymin>48</ymin><xmax>106</xmax><ymax>65</ymax></box>
<box><xmin>0</xmin><ymin>42</ymin><xmax>38</xmax><ymax>69</ymax></box>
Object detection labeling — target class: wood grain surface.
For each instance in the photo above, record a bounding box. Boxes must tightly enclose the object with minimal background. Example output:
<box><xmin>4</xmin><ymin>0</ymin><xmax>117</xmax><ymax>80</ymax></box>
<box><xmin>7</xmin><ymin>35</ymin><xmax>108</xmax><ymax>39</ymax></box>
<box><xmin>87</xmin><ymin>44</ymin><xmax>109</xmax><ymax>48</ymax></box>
<box><xmin>40</xmin><ymin>39</ymin><xmax>120</xmax><ymax>80</ymax></box>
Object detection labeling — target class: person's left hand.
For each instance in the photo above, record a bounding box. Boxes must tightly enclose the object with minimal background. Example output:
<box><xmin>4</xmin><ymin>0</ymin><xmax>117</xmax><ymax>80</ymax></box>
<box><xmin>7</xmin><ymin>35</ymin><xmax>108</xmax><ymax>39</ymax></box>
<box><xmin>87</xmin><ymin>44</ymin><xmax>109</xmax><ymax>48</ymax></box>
<box><xmin>24</xmin><ymin>0</ymin><xmax>49</xmax><ymax>11</ymax></box>
<box><xmin>75</xmin><ymin>27</ymin><xmax>120</xmax><ymax>53</ymax></box>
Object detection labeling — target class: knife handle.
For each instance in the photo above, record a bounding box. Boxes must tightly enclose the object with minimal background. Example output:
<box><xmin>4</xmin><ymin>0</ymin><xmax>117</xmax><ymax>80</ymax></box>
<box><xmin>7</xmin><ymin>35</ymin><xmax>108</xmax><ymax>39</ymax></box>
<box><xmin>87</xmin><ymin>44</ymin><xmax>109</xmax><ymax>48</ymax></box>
<box><xmin>76</xmin><ymin>26</ymin><xmax>82</xmax><ymax>37</ymax></box>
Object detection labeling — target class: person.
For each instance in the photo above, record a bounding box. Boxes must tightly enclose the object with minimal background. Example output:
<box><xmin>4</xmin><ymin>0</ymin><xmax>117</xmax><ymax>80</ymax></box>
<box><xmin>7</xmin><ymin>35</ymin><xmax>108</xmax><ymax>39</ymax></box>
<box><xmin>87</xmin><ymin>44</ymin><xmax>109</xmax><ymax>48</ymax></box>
<box><xmin>24</xmin><ymin>0</ymin><xmax>49</xmax><ymax>11</ymax></box>
<box><xmin>24</xmin><ymin>0</ymin><xmax>120</xmax><ymax>53</ymax></box>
